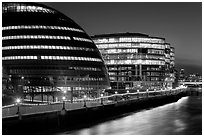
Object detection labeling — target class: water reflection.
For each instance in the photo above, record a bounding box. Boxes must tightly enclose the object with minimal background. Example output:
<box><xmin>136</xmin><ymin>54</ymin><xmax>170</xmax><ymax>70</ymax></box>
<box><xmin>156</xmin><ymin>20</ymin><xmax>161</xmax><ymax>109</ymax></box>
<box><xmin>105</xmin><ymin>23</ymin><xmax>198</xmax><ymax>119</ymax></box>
<box><xmin>62</xmin><ymin>96</ymin><xmax>202</xmax><ymax>135</ymax></box>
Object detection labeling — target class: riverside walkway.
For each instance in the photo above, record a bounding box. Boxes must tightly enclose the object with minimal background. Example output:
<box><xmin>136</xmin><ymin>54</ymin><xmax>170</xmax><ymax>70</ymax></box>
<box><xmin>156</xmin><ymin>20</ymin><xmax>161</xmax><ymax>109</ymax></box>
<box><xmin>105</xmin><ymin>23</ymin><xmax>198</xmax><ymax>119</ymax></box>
<box><xmin>2</xmin><ymin>87</ymin><xmax>187</xmax><ymax>118</ymax></box>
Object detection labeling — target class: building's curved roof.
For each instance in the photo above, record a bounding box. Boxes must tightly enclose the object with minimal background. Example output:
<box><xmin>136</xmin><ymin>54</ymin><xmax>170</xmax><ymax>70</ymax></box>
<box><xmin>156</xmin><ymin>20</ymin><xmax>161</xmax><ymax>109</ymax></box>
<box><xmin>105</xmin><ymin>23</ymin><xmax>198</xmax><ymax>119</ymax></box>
<box><xmin>91</xmin><ymin>32</ymin><xmax>166</xmax><ymax>40</ymax></box>
<box><xmin>2</xmin><ymin>2</ymin><xmax>110</xmax><ymax>89</ymax></box>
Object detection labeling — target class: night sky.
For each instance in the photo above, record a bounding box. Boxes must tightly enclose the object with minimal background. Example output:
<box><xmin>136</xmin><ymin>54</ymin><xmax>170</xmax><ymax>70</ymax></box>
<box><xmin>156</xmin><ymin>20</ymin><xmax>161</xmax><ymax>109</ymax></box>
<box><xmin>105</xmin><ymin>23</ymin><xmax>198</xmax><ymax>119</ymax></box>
<box><xmin>43</xmin><ymin>2</ymin><xmax>202</xmax><ymax>75</ymax></box>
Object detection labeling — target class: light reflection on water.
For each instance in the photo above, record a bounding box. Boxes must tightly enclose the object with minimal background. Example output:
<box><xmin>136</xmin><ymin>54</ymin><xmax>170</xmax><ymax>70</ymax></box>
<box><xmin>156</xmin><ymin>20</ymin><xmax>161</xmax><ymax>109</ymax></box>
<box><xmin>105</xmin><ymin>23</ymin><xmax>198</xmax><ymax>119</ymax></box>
<box><xmin>62</xmin><ymin>96</ymin><xmax>202</xmax><ymax>135</ymax></box>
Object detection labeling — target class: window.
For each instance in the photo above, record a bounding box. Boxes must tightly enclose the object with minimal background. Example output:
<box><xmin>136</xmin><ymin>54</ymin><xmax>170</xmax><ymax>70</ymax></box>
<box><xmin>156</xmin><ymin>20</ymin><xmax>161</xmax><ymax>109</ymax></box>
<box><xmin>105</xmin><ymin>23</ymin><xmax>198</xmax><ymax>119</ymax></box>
<box><xmin>106</xmin><ymin>59</ymin><xmax>165</xmax><ymax>65</ymax></box>
<box><xmin>2</xmin><ymin>35</ymin><xmax>71</xmax><ymax>40</ymax></box>
<box><xmin>2</xmin><ymin>25</ymin><xmax>84</xmax><ymax>33</ymax></box>
<box><xmin>2</xmin><ymin>56</ymin><xmax>38</xmax><ymax>60</ymax></box>
<box><xmin>3</xmin><ymin>45</ymin><xmax>95</xmax><ymax>52</ymax></box>
<box><xmin>73</xmin><ymin>37</ymin><xmax>93</xmax><ymax>43</ymax></box>
<box><xmin>39</xmin><ymin>56</ymin><xmax>102</xmax><ymax>62</ymax></box>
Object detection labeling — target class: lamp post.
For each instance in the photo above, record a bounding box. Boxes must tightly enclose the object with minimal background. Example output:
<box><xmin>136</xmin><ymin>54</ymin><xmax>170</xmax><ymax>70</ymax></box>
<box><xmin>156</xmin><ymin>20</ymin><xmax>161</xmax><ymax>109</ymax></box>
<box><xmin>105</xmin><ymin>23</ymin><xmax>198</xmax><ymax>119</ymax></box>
<box><xmin>16</xmin><ymin>98</ymin><xmax>21</xmax><ymax>114</ymax></box>
<box><xmin>62</xmin><ymin>96</ymin><xmax>66</xmax><ymax>110</ymax></box>
<box><xmin>115</xmin><ymin>91</ymin><xmax>118</xmax><ymax>102</ymax></box>
<box><xmin>164</xmin><ymin>88</ymin><xmax>167</xmax><ymax>95</ymax></box>
<box><xmin>161</xmin><ymin>88</ymin><xmax>163</xmax><ymax>96</ymax></box>
<box><xmin>126</xmin><ymin>90</ymin><xmax>129</xmax><ymax>100</ymax></box>
<box><xmin>63</xmin><ymin>90</ymin><xmax>67</xmax><ymax>102</ymax></box>
<box><xmin>137</xmin><ymin>89</ymin><xmax>139</xmax><ymax>98</ymax></box>
<box><xmin>16</xmin><ymin>98</ymin><xmax>22</xmax><ymax>120</ymax></box>
<box><xmin>101</xmin><ymin>94</ymin><xmax>103</xmax><ymax>105</ymax></box>
<box><xmin>146</xmin><ymin>89</ymin><xmax>149</xmax><ymax>98</ymax></box>
<box><xmin>83</xmin><ymin>95</ymin><xmax>87</xmax><ymax>107</ymax></box>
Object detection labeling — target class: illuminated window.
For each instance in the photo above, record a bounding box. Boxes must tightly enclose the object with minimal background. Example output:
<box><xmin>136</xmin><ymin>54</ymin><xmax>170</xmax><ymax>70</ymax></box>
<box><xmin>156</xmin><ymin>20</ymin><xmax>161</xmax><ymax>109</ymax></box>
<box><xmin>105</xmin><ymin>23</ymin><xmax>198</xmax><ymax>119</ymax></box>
<box><xmin>2</xmin><ymin>35</ymin><xmax>71</xmax><ymax>40</ymax></box>
<box><xmin>73</xmin><ymin>37</ymin><xmax>93</xmax><ymax>43</ymax></box>
<box><xmin>41</xmin><ymin>56</ymin><xmax>45</xmax><ymax>59</ymax></box>
<box><xmin>3</xmin><ymin>4</ymin><xmax>56</xmax><ymax>13</ymax></box>
<box><xmin>2</xmin><ymin>25</ymin><xmax>84</xmax><ymax>33</ymax></box>
<box><xmin>3</xmin><ymin>45</ymin><xmax>95</xmax><ymax>53</ymax></box>
<box><xmin>106</xmin><ymin>59</ymin><xmax>165</xmax><ymax>65</ymax></box>
<box><xmin>95</xmin><ymin>37</ymin><xmax>165</xmax><ymax>44</ymax></box>
<box><xmin>39</xmin><ymin>56</ymin><xmax>102</xmax><ymax>62</ymax></box>
<box><xmin>2</xmin><ymin>56</ymin><xmax>38</xmax><ymax>60</ymax></box>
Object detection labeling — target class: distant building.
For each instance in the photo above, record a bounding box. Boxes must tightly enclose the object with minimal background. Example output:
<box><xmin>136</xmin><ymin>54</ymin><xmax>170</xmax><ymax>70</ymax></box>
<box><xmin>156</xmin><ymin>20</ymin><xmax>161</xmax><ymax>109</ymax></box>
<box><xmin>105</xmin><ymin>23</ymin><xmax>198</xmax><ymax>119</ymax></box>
<box><xmin>178</xmin><ymin>68</ymin><xmax>185</xmax><ymax>83</ymax></box>
<box><xmin>186</xmin><ymin>73</ymin><xmax>202</xmax><ymax>82</ymax></box>
<box><xmin>2</xmin><ymin>2</ymin><xmax>110</xmax><ymax>102</ymax></box>
<box><xmin>172</xmin><ymin>69</ymin><xmax>179</xmax><ymax>88</ymax></box>
<box><xmin>91</xmin><ymin>32</ymin><xmax>175</xmax><ymax>91</ymax></box>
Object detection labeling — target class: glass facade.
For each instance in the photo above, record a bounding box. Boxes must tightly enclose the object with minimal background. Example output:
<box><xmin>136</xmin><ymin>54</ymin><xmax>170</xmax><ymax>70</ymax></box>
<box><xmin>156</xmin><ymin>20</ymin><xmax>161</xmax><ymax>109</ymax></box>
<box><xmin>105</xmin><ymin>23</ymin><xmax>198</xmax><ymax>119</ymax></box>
<box><xmin>91</xmin><ymin>33</ymin><xmax>175</xmax><ymax>91</ymax></box>
<box><xmin>2</xmin><ymin>45</ymin><xmax>95</xmax><ymax>51</ymax></box>
<box><xmin>2</xmin><ymin>56</ymin><xmax>103</xmax><ymax>62</ymax></box>
<box><xmin>2</xmin><ymin>2</ymin><xmax>110</xmax><ymax>102</ymax></box>
<box><xmin>2</xmin><ymin>25</ymin><xmax>84</xmax><ymax>32</ymax></box>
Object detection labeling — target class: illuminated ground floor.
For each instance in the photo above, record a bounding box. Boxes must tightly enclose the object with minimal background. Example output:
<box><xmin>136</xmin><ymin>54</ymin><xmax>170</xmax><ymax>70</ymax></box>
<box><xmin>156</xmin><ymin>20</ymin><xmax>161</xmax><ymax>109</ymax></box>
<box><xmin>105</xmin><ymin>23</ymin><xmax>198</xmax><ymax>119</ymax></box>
<box><xmin>107</xmin><ymin>64</ymin><xmax>174</xmax><ymax>91</ymax></box>
<box><xmin>22</xmin><ymin>85</ymin><xmax>107</xmax><ymax>103</ymax></box>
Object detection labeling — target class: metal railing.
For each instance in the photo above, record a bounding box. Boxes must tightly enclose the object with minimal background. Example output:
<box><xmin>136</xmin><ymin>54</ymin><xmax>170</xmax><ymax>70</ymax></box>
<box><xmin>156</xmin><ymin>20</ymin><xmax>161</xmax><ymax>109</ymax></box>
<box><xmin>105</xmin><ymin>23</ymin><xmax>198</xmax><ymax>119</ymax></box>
<box><xmin>2</xmin><ymin>87</ymin><xmax>187</xmax><ymax>118</ymax></box>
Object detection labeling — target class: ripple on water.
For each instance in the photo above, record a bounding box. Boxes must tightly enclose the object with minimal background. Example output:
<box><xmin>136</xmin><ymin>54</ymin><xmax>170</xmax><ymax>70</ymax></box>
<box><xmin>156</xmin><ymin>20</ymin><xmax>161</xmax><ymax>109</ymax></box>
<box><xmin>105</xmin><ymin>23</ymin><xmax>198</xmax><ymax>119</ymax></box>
<box><xmin>62</xmin><ymin>96</ymin><xmax>202</xmax><ymax>135</ymax></box>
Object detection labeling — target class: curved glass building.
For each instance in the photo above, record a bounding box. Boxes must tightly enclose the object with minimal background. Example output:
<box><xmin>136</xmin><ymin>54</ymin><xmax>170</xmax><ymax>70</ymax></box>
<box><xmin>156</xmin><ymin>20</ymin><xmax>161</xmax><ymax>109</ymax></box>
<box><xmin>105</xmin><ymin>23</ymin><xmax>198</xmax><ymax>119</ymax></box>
<box><xmin>91</xmin><ymin>33</ymin><xmax>175</xmax><ymax>91</ymax></box>
<box><xmin>2</xmin><ymin>2</ymin><xmax>110</xmax><ymax>102</ymax></box>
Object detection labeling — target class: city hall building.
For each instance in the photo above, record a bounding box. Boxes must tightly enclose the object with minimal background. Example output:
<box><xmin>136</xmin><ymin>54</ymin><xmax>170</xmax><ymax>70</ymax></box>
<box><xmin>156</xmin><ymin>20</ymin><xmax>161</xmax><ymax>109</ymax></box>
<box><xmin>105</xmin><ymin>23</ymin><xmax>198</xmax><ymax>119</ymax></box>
<box><xmin>91</xmin><ymin>33</ymin><xmax>175</xmax><ymax>91</ymax></box>
<box><xmin>2</xmin><ymin>2</ymin><xmax>110</xmax><ymax>102</ymax></box>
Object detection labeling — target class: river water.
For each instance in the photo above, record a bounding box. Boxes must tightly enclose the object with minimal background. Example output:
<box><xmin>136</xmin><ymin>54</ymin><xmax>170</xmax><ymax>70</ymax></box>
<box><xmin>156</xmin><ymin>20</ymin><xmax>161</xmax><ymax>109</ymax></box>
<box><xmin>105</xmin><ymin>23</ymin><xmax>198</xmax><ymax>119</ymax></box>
<box><xmin>61</xmin><ymin>96</ymin><xmax>202</xmax><ymax>135</ymax></box>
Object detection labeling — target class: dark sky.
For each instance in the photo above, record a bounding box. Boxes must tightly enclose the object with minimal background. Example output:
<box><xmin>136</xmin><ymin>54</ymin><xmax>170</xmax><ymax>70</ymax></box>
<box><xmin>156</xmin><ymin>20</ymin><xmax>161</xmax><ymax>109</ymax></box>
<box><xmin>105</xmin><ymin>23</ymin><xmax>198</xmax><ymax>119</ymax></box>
<box><xmin>43</xmin><ymin>2</ymin><xmax>202</xmax><ymax>75</ymax></box>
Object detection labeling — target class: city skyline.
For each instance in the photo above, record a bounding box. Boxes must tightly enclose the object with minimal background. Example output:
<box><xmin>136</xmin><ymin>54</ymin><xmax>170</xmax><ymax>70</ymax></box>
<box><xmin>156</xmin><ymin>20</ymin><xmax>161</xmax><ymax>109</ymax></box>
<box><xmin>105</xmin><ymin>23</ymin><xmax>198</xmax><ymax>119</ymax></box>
<box><xmin>2</xmin><ymin>2</ymin><xmax>201</xmax><ymax>135</ymax></box>
<box><xmin>43</xmin><ymin>2</ymin><xmax>202</xmax><ymax>75</ymax></box>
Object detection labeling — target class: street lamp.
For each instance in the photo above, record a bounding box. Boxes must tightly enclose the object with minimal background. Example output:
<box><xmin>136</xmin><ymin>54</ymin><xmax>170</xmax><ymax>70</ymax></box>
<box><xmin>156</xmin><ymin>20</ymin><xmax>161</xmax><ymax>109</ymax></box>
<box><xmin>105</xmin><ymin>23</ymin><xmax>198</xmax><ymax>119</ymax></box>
<box><xmin>16</xmin><ymin>98</ymin><xmax>21</xmax><ymax>103</ymax></box>
<box><xmin>160</xmin><ymin>88</ymin><xmax>163</xmax><ymax>96</ymax></box>
<box><xmin>154</xmin><ymin>89</ymin><xmax>157</xmax><ymax>96</ymax></box>
<box><xmin>16</xmin><ymin>98</ymin><xmax>21</xmax><ymax>114</ymax></box>
<box><xmin>62</xmin><ymin>96</ymin><xmax>66</xmax><ymax>110</ymax></box>
<box><xmin>115</xmin><ymin>91</ymin><xmax>118</xmax><ymax>102</ymax></box>
<box><xmin>126</xmin><ymin>90</ymin><xmax>129</xmax><ymax>100</ymax></box>
<box><xmin>137</xmin><ymin>89</ymin><xmax>139</xmax><ymax>98</ymax></box>
<box><xmin>146</xmin><ymin>89</ymin><xmax>149</xmax><ymax>98</ymax></box>
<box><xmin>101</xmin><ymin>94</ymin><xmax>103</xmax><ymax>105</ymax></box>
<box><xmin>83</xmin><ymin>95</ymin><xmax>87</xmax><ymax>107</ymax></box>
